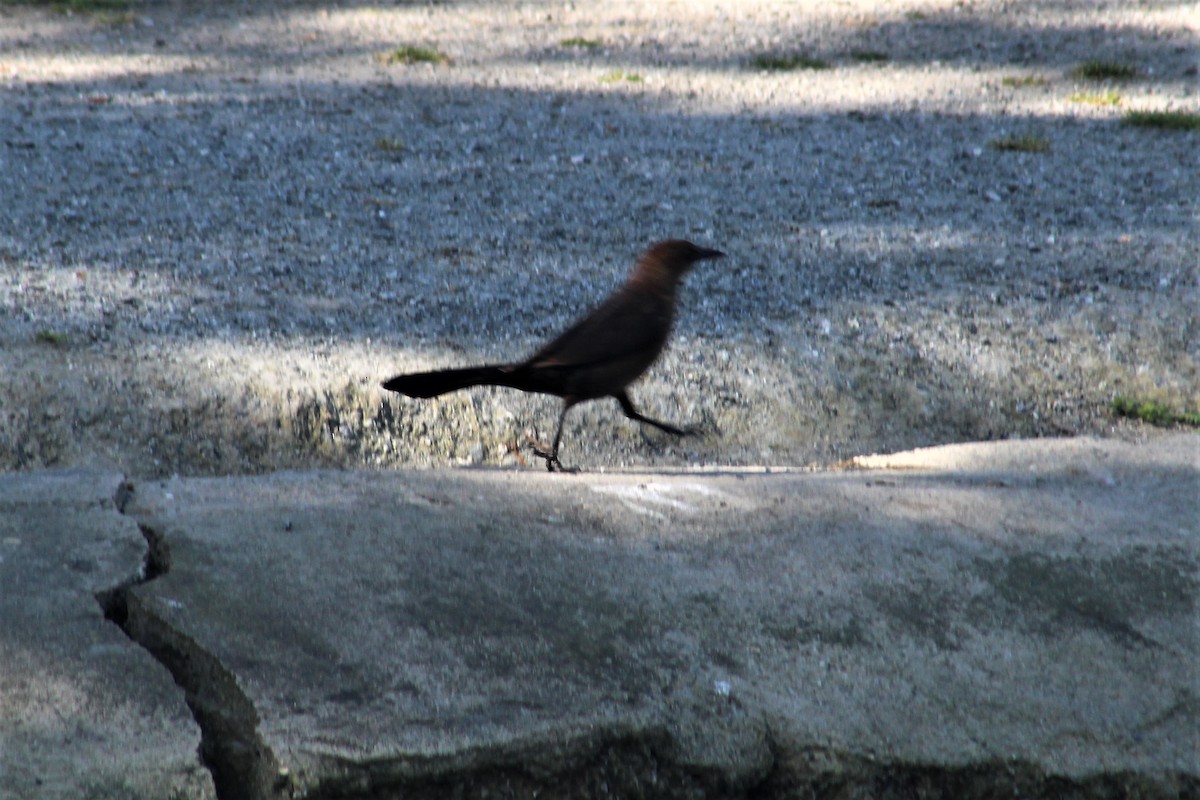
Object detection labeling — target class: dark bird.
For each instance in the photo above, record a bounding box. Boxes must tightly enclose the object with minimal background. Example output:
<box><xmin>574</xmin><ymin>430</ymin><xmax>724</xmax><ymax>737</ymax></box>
<box><xmin>382</xmin><ymin>239</ymin><xmax>724</xmax><ymax>471</ymax></box>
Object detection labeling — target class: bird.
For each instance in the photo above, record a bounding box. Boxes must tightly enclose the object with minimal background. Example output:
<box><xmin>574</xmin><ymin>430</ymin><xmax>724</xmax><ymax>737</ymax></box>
<box><xmin>382</xmin><ymin>239</ymin><xmax>724</xmax><ymax>471</ymax></box>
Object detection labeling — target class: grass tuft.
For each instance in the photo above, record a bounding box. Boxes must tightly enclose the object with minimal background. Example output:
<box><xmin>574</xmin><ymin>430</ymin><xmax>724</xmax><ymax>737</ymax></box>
<box><xmin>1071</xmin><ymin>60</ymin><xmax>1137</xmax><ymax>80</ymax></box>
<box><xmin>94</xmin><ymin>9</ymin><xmax>136</xmax><ymax>24</ymax></box>
<box><xmin>35</xmin><ymin>330</ymin><xmax>69</xmax><ymax>347</ymax></box>
<box><xmin>750</xmin><ymin>54</ymin><xmax>830</xmax><ymax>71</ymax></box>
<box><xmin>599</xmin><ymin>69</ymin><xmax>642</xmax><ymax>84</ymax></box>
<box><xmin>560</xmin><ymin>37</ymin><xmax>602</xmax><ymax>49</ymax></box>
<box><xmin>1069</xmin><ymin>90</ymin><xmax>1121</xmax><ymax>107</ymax></box>
<box><xmin>375</xmin><ymin>46</ymin><xmax>451</xmax><ymax>66</ymax></box>
<box><xmin>374</xmin><ymin>137</ymin><xmax>405</xmax><ymax>153</ymax></box>
<box><xmin>1122</xmin><ymin>110</ymin><xmax>1200</xmax><ymax>131</ymax></box>
<box><xmin>989</xmin><ymin>134</ymin><xmax>1050</xmax><ymax>153</ymax></box>
<box><xmin>1112</xmin><ymin>396</ymin><xmax>1200</xmax><ymax>428</ymax></box>
<box><xmin>1002</xmin><ymin>75</ymin><xmax>1047</xmax><ymax>88</ymax></box>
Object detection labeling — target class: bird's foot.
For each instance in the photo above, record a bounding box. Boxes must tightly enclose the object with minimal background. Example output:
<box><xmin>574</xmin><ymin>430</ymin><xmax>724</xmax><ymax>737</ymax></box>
<box><xmin>524</xmin><ymin>431</ymin><xmax>576</xmax><ymax>473</ymax></box>
<box><xmin>673</xmin><ymin>418</ymin><xmax>718</xmax><ymax>438</ymax></box>
<box><xmin>532</xmin><ymin>448</ymin><xmax>563</xmax><ymax>472</ymax></box>
<box><xmin>530</xmin><ymin>445</ymin><xmax>578</xmax><ymax>473</ymax></box>
<box><xmin>641</xmin><ymin>421</ymin><xmax>704</xmax><ymax>442</ymax></box>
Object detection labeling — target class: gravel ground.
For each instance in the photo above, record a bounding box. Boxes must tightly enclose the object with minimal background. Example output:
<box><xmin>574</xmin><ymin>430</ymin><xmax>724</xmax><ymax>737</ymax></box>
<box><xmin>1</xmin><ymin>0</ymin><xmax>1197</xmax><ymax>475</ymax></box>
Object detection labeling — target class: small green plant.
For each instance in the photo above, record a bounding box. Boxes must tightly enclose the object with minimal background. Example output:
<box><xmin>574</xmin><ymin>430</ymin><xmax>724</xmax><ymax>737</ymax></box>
<box><xmin>750</xmin><ymin>54</ymin><xmax>830</xmax><ymax>71</ymax></box>
<box><xmin>94</xmin><ymin>9</ymin><xmax>137</xmax><ymax>24</ymax></box>
<box><xmin>560</xmin><ymin>37</ymin><xmax>602</xmax><ymax>50</ymax></box>
<box><xmin>375</xmin><ymin>46</ymin><xmax>451</xmax><ymax>66</ymax></box>
<box><xmin>1123</xmin><ymin>110</ymin><xmax>1200</xmax><ymax>130</ymax></box>
<box><xmin>599</xmin><ymin>69</ymin><xmax>642</xmax><ymax>83</ymax></box>
<box><xmin>35</xmin><ymin>330</ymin><xmax>68</xmax><ymax>347</ymax></box>
<box><xmin>850</xmin><ymin>50</ymin><xmax>889</xmax><ymax>63</ymax></box>
<box><xmin>1069</xmin><ymin>90</ymin><xmax>1122</xmax><ymax>107</ymax></box>
<box><xmin>1002</xmin><ymin>75</ymin><xmax>1047</xmax><ymax>88</ymax></box>
<box><xmin>989</xmin><ymin>134</ymin><xmax>1050</xmax><ymax>153</ymax></box>
<box><xmin>374</xmin><ymin>137</ymin><xmax>405</xmax><ymax>153</ymax></box>
<box><xmin>1112</xmin><ymin>396</ymin><xmax>1200</xmax><ymax>428</ymax></box>
<box><xmin>1071</xmin><ymin>60</ymin><xmax>1137</xmax><ymax>80</ymax></box>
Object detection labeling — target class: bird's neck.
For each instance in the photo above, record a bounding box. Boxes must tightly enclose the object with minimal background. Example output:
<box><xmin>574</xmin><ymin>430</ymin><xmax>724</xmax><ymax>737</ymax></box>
<box><xmin>627</xmin><ymin>259</ymin><xmax>683</xmax><ymax>300</ymax></box>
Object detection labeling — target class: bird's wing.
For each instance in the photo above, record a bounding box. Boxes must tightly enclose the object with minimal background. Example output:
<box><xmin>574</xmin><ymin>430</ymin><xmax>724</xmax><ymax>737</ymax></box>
<box><xmin>524</xmin><ymin>287</ymin><xmax>671</xmax><ymax>371</ymax></box>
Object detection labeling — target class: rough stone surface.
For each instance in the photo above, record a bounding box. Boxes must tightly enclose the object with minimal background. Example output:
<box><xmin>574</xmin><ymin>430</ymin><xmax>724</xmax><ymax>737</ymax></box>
<box><xmin>88</xmin><ymin>433</ymin><xmax>1196</xmax><ymax>798</ymax></box>
<box><xmin>0</xmin><ymin>469</ymin><xmax>213</xmax><ymax>800</ymax></box>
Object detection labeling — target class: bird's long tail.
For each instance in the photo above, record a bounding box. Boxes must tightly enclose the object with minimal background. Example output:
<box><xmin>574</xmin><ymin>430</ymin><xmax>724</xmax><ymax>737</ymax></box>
<box><xmin>382</xmin><ymin>364</ymin><xmax>521</xmax><ymax>398</ymax></box>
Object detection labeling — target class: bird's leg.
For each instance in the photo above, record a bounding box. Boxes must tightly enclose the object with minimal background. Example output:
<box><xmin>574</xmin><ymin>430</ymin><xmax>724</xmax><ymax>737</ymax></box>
<box><xmin>526</xmin><ymin>433</ymin><xmax>562</xmax><ymax>472</ymax></box>
<box><xmin>528</xmin><ymin>403</ymin><xmax>576</xmax><ymax>472</ymax></box>
<box><xmin>614</xmin><ymin>391</ymin><xmax>696</xmax><ymax>437</ymax></box>
<box><xmin>522</xmin><ymin>429</ymin><xmax>558</xmax><ymax>470</ymax></box>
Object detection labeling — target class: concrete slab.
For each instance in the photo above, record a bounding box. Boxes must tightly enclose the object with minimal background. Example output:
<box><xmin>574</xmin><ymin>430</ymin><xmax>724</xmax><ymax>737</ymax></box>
<box><xmin>0</xmin><ymin>469</ymin><xmax>213</xmax><ymax>800</ymax></box>
<box><xmin>100</xmin><ymin>433</ymin><xmax>1196</xmax><ymax>799</ymax></box>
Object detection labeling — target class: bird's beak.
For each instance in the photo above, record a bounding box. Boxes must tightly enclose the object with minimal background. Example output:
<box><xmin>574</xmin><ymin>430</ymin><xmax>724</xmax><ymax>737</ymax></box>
<box><xmin>695</xmin><ymin>247</ymin><xmax>725</xmax><ymax>261</ymax></box>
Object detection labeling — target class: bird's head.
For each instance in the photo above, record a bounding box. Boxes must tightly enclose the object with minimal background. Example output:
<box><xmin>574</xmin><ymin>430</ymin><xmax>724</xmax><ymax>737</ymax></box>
<box><xmin>636</xmin><ymin>239</ymin><xmax>725</xmax><ymax>286</ymax></box>
<box><xmin>649</xmin><ymin>239</ymin><xmax>725</xmax><ymax>271</ymax></box>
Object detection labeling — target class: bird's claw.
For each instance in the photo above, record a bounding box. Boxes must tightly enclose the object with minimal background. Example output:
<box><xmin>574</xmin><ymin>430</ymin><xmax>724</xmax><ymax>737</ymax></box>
<box><xmin>535</xmin><ymin>450</ymin><xmax>563</xmax><ymax>472</ymax></box>
<box><xmin>525</xmin><ymin>430</ymin><xmax>575</xmax><ymax>473</ymax></box>
<box><xmin>530</xmin><ymin>445</ymin><xmax>577</xmax><ymax>473</ymax></box>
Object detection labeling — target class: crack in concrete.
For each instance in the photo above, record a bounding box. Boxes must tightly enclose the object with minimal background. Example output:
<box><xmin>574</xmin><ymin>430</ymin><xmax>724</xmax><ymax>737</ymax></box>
<box><xmin>86</xmin><ymin>476</ymin><xmax>1197</xmax><ymax>799</ymax></box>
<box><xmin>96</xmin><ymin>479</ymin><xmax>289</xmax><ymax>800</ymax></box>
